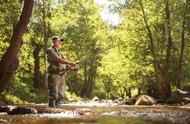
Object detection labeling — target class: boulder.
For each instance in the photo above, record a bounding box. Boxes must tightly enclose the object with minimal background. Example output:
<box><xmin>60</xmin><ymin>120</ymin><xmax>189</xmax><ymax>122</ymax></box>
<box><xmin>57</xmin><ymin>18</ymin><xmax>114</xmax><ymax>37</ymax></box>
<box><xmin>135</xmin><ymin>95</ymin><xmax>156</xmax><ymax>105</ymax></box>
<box><xmin>167</xmin><ymin>89</ymin><xmax>190</xmax><ymax>104</ymax></box>
<box><xmin>124</xmin><ymin>98</ymin><xmax>136</xmax><ymax>105</ymax></box>
<box><xmin>91</xmin><ymin>96</ymin><xmax>99</xmax><ymax>101</ymax></box>
<box><xmin>7</xmin><ymin>107</ymin><xmax>38</xmax><ymax>115</ymax></box>
<box><xmin>75</xmin><ymin>108</ymin><xmax>94</xmax><ymax>115</ymax></box>
<box><xmin>0</xmin><ymin>105</ymin><xmax>17</xmax><ymax>113</ymax></box>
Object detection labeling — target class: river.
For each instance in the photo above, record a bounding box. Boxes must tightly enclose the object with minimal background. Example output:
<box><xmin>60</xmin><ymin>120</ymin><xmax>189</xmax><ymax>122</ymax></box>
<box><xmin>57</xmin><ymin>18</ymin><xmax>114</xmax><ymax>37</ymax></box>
<box><xmin>0</xmin><ymin>102</ymin><xmax>189</xmax><ymax>124</ymax></box>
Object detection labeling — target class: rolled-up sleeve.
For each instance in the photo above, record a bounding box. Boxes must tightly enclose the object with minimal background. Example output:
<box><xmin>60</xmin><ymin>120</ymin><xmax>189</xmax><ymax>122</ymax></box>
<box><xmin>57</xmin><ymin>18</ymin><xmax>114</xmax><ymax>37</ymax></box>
<box><xmin>46</xmin><ymin>49</ymin><xmax>60</xmax><ymax>61</ymax></box>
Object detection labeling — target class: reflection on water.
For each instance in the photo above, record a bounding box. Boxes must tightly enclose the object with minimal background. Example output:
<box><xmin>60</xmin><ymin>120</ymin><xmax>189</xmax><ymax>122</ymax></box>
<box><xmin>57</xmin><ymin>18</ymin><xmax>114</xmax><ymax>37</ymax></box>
<box><xmin>0</xmin><ymin>113</ymin><xmax>167</xmax><ymax>124</ymax></box>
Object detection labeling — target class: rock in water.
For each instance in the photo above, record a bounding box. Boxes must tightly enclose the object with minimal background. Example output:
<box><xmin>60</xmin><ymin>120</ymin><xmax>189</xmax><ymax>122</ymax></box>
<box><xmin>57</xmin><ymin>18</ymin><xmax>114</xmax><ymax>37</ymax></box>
<box><xmin>0</xmin><ymin>105</ymin><xmax>17</xmax><ymax>113</ymax></box>
<box><xmin>75</xmin><ymin>108</ymin><xmax>94</xmax><ymax>115</ymax></box>
<box><xmin>135</xmin><ymin>95</ymin><xmax>156</xmax><ymax>105</ymax></box>
<box><xmin>92</xmin><ymin>96</ymin><xmax>99</xmax><ymax>101</ymax></box>
<box><xmin>8</xmin><ymin>107</ymin><xmax>38</xmax><ymax>115</ymax></box>
<box><xmin>167</xmin><ymin>89</ymin><xmax>190</xmax><ymax>104</ymax></box>
<box><xmin>124</xmin><ymin>98</ymin><xmax>136</xmax><ymax>105</ymax></box>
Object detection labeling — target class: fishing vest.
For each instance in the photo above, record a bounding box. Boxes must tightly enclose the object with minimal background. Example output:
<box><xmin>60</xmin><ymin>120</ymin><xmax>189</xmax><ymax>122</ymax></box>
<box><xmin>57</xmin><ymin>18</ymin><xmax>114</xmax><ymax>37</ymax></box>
<box><xmin>46</xmin><ymin>46</ymin><xmax>67</xmax><ymax>74</ymax></box>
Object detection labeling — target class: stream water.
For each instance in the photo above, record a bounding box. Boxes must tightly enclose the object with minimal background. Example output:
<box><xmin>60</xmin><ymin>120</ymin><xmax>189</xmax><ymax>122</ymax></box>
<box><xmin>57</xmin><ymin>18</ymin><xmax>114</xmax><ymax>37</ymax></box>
<box><xmin>0</xmin><ymin>102</ymin><xmax>189</xmax><ymax>124</ymax></box>
<box><xmin>0</xmin><ymin>113</ymin><xmax>167</xmax><ymax>124</ymax></box>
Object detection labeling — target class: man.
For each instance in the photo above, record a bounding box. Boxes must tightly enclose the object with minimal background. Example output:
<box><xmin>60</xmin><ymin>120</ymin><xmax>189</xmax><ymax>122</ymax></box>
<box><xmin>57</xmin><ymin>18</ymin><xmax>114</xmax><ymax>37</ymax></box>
<box><xmin>46</xmin><ymin>36</ymin><xmax>76</xmax><ymax>108</ymax></box>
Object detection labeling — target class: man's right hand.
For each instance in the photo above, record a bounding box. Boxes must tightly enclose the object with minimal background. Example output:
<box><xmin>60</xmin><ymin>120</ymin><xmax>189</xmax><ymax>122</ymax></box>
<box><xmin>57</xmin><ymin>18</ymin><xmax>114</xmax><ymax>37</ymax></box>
<box><xmin>69</xmin><ymin>65</ymin><xmax>78</xmax><ymax>71</ymax></box>
<box><xmin>69</xmin><ymin>62</ymin><xmax>76</xmax><ymax>67</ymax></box>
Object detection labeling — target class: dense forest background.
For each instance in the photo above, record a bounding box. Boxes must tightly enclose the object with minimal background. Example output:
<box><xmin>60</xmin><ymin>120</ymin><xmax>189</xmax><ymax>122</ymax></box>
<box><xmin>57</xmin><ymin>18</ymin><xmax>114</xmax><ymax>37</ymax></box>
<box><xmin>0</xmin><ymin>0</ymin><xmax>190</xmax><ymax>104</ymax></box>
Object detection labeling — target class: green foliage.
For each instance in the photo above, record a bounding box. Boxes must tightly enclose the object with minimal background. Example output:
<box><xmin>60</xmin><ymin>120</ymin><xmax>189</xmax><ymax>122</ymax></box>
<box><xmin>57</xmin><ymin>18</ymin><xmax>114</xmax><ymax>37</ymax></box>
<box><xmin>49</xmin><ymin>0</ymin><xmax>108</xmax><ymax>97</ymax></box>
<box><xmin>1</xmin><ymin>0</ymin><xmax>190</xmax><ymax>102</ymax></box>
<box><xmin>0</xmin><ymin>1</ymin><xmax>21</xmax><ymax>57</ymax></box>
<box><xmin>1</xmin><ymin>79</ymin><xmax>47</xmax><ymax>104</ymax></box>
<box><xmin>2</xmin><ymin>93</ymin><xmax>23</xmax><ymax>104</ymax></box>
<box><xmin>65</xmin><ymin>90</ymin><xmax>82</xmax><ymax>102</ymax></box>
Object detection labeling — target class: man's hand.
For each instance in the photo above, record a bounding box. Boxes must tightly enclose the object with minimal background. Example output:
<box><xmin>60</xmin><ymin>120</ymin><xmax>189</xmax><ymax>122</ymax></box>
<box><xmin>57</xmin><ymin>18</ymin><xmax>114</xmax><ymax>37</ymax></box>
<box><xmin>69</xmin><ymin>62</ymin><xmax>76</xmax><ymax>67</ymax></box>
<box><xmin>68</xmin><ymin>64</ymin><xmax>78</xmax><ymax>71</ymax></box>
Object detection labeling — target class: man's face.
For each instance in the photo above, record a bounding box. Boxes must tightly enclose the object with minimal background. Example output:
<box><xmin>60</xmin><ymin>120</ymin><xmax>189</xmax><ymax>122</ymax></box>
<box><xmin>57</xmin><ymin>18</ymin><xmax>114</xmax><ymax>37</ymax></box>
<box><xmin>53</xmin><ymin>39</ymin><xmax>61</xmax><ymax>48</ymax></box>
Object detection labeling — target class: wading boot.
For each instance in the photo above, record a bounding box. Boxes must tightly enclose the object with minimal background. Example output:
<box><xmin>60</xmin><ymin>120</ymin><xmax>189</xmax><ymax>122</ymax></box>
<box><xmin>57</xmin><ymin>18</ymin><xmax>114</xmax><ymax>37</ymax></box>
<box><xmin>48</xmin><ymin>100</ymin><xmax>56</xmax><ymax>108</ymax></box>
<box><xmin>56</xmin><ymin>101</ymin><xmax>62</xmax><ymax>108</ymax></box>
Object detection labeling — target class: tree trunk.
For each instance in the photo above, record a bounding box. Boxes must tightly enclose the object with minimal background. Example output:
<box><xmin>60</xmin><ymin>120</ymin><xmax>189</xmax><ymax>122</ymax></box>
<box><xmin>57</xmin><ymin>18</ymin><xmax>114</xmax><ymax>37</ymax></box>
<box><xmin>163</xmin><ymin>0</ymin><xmax>172</xmax><ymax>99</ymax></box>
<box><xmin>176</xmin><ymin>3</ymin><xmax>187</xmax><ymax>89</ymax></box>
<box><xmin>33</xmin><ymin>44</ymin><xmax>42</xmax><ymax>89</ymax></box>
<box><xmin>104</xmin><ymin>80</ymin><xmax>111</xmax><ymax>99</ymax></box>
<box><xmin>86</xmin><ymin>72</ymin><xmax>96</xmax><ymax>98</ymax></box>
<box><xmin>127</xmin><ymin>87</ymin><xmax>132</xmax><ymax>98</ymax></box>
<box><xmin>80</xmin><ymin>64</ymin><xmax>96</xmax><ymax>98</ymax></box>
<box><xmin>138</xmin><ymin>87</ymin><xmax>141</xmax><ymax>96</ymax></box>
<box><xmin>82</xmin><ymin>71</ymin><xmax>93</xmax><ymax>98</ymax></box>
<box><xmin>42</xmin><ymin>0</ymin><xmax>51</xmax><ymax>89</ymax></box>
<box><xmin>139</xmin><ymin>0</ymin><xmax>164</xmax><ymax>98</ymax></box>
<box><xmin>80</xmin><ymin>62</ymin><xmax>88</xmax><ymax>97</ymax></box>
<box><xmin>0</xmin><ymin>0</ymin><xmax>34</xmax><ymax>94</ymax></box>
<box><xmin>147</xmin><ymin>84</ymin><xmax>153</xmax><ymax>96</ymax></box>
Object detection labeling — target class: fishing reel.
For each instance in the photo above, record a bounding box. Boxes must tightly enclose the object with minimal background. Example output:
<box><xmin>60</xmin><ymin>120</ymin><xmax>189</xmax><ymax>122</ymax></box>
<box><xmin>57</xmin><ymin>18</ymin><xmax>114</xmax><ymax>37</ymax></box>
<box><xmin>73</xmin><ymin>63</ymin><xmax>79</xmax><ymax>71</ymax></box>
<box><xmin>69</xmin><ymin>62</ymin><xmax>79</xmax><ymax>71</ymax></box>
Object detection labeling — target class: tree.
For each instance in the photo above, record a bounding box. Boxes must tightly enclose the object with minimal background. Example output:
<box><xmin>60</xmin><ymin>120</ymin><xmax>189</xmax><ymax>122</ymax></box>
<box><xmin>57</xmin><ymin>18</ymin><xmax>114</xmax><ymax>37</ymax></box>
<box><xmin>137</xmin><ymin>0</ymin><xmax>173</xmax><ymax>99</ymax></box>
<box><xmin>49</xmin><ymin>0</ymin><xmax>106</xmax><ymax>98</ymax></box>
<box><xmin>0</xmin><ymin>0</ymin><xmax>34</xmax><ymax>94</ymax></box>
<box><xmin>176</xmin><ymin>1</ymin><xmax>188</xmax><ymax>89</ymax></box>
<box><xmin>30</xmin><ymin>0</ymin><xmax>51</xmax><ymax>89</ymax></box>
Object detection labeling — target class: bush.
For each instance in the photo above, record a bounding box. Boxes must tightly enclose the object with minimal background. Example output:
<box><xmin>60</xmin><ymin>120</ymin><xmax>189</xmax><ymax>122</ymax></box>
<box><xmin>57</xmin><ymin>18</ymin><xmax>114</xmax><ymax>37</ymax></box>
<box><xmin>2</xmin><ymin>81</ymin><xmax>47</xmax><ymax>104</ymax></box>
<box><xmin>65</xmin><ymin>91</ymin><xmax>82</xmax><ymax>102</ymax></box>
